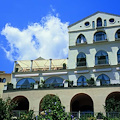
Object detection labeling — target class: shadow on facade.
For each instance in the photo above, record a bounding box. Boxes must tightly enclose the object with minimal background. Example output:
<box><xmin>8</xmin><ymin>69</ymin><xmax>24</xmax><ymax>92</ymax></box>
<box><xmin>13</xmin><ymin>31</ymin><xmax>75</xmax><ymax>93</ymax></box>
<box><xmin>12</xmin><ymin>96</ymin><xmax>29</xmax><ymax>111</ymax></box>
<box><xmin>70</xmin><ymin>93</ymin><xmax>94</xmax><ymax>113</ymax></box>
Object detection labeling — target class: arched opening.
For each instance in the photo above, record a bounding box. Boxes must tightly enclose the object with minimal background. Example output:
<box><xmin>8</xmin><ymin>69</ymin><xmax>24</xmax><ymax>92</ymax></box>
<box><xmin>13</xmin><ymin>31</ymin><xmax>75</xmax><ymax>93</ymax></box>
<box><xmin>94</xmin><ymin>31</ymin><xmax>107</xmax><ymax>42</ymax></box>
<box><xmin>97</xmin><ymin>18</ymin><xmax>102</xmax><ymax>27</ymax></box>
<box><xmin>117</xmin><ymin>49</ymin><xmax>120</xmax><ymax>64</ymax></box>
<box><xmin>45</xmin><ymin>77</ymin><xmax>64</xmax><ymax>88</ymax></box>
<box><xmin>39</xmin><ymin>94</ymin><xmax>61</xmax><ymax>112</ymax></box>
<box><xmin>12</xmin><ymin>96</ymin><xmax>29</xmax><ymax>116</ymax></box>
<box><xmin>105</xmin><ymin>92</ymin><xmax>120</xmax><ymax>117</ymax></box>
<box><xmin>76</xmin><ymin>34</ymin><xmax>86</xmax><ymax>44</ymax></box>
<box><xmin>70</xmin><ymin>93</ymin><xmax>94</xmax><ymax>117</ymax></box>
<box><xmin>95</xmin><ymin>50</ymin><xmax>108</xmax><ymax>65</ymax></box>
<box><xmin>77</xmin><ymin>52</ymin><xmax>86</xmax><ymax>67</ymax></box>
<box><xmin>115</xmin><ymin>29</ymin><xmax>120</xmax><ymax>39</ymax></box>
<box><xmin>77</xmin><ymin>76</ymin><xmax>87</xmax><ymax>86</ymax></box>
<box><xmin>96</xmin><ymin>74</ymin><xmax>110</xmax><ymax>86</ymax></box>
<box><xmin>12</xmin><ymin>96</ymin><xmax>29</xmax><ymax>111</ymax></box>
<box><xmin>16</xmin><ymin>78</ymin><xmax>35</xmax><ymax>89</ymax></box>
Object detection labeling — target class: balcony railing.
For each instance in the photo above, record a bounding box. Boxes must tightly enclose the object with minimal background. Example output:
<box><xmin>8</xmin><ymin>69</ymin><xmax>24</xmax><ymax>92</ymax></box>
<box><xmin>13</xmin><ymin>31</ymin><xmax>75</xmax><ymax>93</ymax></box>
<box><xmin>77</xmin><ymin>61</ymin><xmax>86</xmax><ymax>67</ymax></box>
<box><xmin>96</xmin><ymin>59</ymin><xmax>109</xmax><ymax>65</ymax></box>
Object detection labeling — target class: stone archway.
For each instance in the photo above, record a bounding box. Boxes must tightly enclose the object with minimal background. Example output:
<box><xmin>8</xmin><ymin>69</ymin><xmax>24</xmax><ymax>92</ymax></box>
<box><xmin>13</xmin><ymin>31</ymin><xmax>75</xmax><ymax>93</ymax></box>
<box><xmin>70</xmin><ymin>93</ymin><xmax>94</xmax><ymax>113</ymax></box>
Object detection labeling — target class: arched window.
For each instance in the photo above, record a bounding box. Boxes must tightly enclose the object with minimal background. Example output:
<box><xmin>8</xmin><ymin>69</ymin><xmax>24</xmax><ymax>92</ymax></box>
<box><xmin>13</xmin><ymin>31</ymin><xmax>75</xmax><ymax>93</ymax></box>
<box><xmin>77</xmin><ymin>76</ymin><xmax>87</xmax><ymax>86</ymax></box>
<box><xmin>115</xmin><ymin>29</ymin><xmax>120</xmax><ymax>39</ymax></box>
<box><xmin>16</xmin><ymin>78</ymin><xmax>35</xmax><ymax>88</ymax></box>
<box><xmin>45</xmin><ymin>77</ymin><xmax>64</xmax><ymax>88</ymax></box>
<box><xmin>95</xmin><ymin>50</ymin><xmax>109</xmax><ymax>65</ymax></box>
<box><xmin>94</xmin><ymin>31</ymin><xmax>107</xmax><ymax>41</ymax></box>
<box><xmin>117</xmin><ymin>49</ymin><xmax>120</xmax><ymax>63</ymax></box>
<box><xmin>76</xmin><ymin>34</ymin><xmax>86</xmax><ymax>44</ymax></box>
<box><xmin>2</xmin><ymin>78</ymin><xmax>6</xmax><ymax>83</ymax></box>
<box><xmin>96</xmin><ymin>74</ymin><xmax>110</xmax><ymax>85</ymax></box>
<box><xmin>97</xmin><ymin>18</ymin><xmax>102</xmax><ymax>27</ymax></box>
<box><xmin>77</xmin><ymin>52</ymin><xmax>86</xmax><ymax>66</ymax></box>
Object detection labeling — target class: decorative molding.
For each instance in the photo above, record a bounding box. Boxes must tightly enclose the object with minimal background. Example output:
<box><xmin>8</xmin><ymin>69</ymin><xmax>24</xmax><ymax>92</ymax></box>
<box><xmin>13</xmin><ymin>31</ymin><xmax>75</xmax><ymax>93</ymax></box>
<box><xmin>74</xmin><ymin>70</ymin><xmax>89</xmax><ymax>74</ymax></box>
<box><xmin>42</xmin><ymin>72</ymin><xmax>68</xmax><ymax>76</ymax></box>
<box><xmin>93</xmin><ymin>68</ymin><xmax>111</xmax><ymax>72</ymax></box>
<box><xmin>15</xmin><ymin>73</ymin><xmax>39</xmax><ymax>77</ymax></box>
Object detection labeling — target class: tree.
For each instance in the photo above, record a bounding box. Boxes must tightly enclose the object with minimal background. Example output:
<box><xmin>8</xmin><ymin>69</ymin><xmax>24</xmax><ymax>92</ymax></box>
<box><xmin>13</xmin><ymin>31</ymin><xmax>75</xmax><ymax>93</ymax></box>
<box><xmin>104</xmin><ymin>98</ymin><xmax>120</xmax><ymax>112</ymax></box>
<box><xmin>38</xmin><ymin>94</ymin><xmax>76</xmax><ymax>120</ymax></box>
<box><xmin>0</xmin><ymin>97</ymin><xmax>17</xmax><ymax>120</ymax></box>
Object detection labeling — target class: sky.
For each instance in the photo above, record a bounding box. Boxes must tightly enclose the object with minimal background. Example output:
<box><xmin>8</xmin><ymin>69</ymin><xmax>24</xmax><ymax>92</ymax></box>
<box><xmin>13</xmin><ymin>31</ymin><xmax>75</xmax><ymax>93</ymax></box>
<box><xmin>0</xmin><ymin>0</ymin><xmax>120</xmax><ymax>73</ymax></box>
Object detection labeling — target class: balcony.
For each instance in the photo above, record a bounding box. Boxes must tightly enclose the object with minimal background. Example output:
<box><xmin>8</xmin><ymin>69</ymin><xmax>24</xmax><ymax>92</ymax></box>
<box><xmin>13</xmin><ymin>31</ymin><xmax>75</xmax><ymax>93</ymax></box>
<box><xmin>14</xmin><ymin>59</ymin><xmax>67</xmax><ymax>73</ymax></box>
<box><xmin>95</xmin><ymin>59</ymin><xmax>109</xmax><ymax>66</ymax></box>
<box><xmin>4</xmin><ymin>81</ymin><xmax>120</xmax><ymax>92</ymax></box>
<box><xmin>77</xmin><ymin>61</ymin><xmax>86</xmax><ymax>67</ymax></box>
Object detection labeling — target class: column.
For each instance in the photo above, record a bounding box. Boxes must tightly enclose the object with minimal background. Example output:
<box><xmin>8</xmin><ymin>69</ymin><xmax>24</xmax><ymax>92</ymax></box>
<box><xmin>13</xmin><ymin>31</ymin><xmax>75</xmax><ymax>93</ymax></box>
<box><xmin>49</xmin><ymin>59</ymin><xmax>52</xmax><ymax>70</ymax></box>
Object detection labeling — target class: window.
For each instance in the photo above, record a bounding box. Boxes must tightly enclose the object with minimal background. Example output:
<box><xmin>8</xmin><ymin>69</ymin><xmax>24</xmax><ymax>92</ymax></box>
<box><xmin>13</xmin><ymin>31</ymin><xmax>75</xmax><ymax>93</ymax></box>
<box><xmin>96</xmin><ymin>74</ymin><xmax>110</xmax><ymax>85</ymax></box>
<box><xmin>76</xmin><ymin>34</ymin><xmax>86</xmax><ymax>44</ymax></box>
<box><xmin>77</xmin><ymin>52</ymin><xmax>86</xmax><ymax>67</ymax></box>
<box><xmin>92</xmin><ymin>21</ymin><xmax>95</xmax><ymax>28</ymax></box>
<box><xmin>45</xmin><ymin>77</ymin><xmax>64</xmax><ymax>88</ymax></box>
<box><xmin>94</xmin><ymin>31</ymin><xmax>107</xmax><ymax>41</ymax></box>
<box><xmin>117</xmin><ymin>49</ymin><xmax>120</xmax><ymax>63</ymax></box>
<box><xmin>95</xmin><ymin>50</ymin><xmax>109</xmax><ymax>65</ymax></box>
<box><xmin>109</xmin><ymin>18</ymin><xmax>115</xmax><ymax>23</ymax></box>
<box><xmin>77</xmin><ymin>76</ymin><xmax>87</xmax><ymax>86</ymax></box>
<box><xmin>104</xmin><ymin>20</ymin><xmax>107</xmax><ymax>26</ymax></box>
<box><xmin>0</xmin><ymin>78</ymin><xmax>6</xmax><ymax>83</ymax></box>
<box><xmin>97</xmin><ymin>18</ymin><xmax>102</xmax><ymax>27</ymax></box>
<box><xmin>115</xmin><ymin>29</ymin><xmax>120</xmax><ymax>39</ymax></box>
<box><xmin>85</xmin><ymin>22</ymin><xmax>90</xmax><ymax>27</ymax></box>
<box><xmin>16</xmin><ymin>78</ymin><xmax>35</xmax><ymax>88</ymax></box>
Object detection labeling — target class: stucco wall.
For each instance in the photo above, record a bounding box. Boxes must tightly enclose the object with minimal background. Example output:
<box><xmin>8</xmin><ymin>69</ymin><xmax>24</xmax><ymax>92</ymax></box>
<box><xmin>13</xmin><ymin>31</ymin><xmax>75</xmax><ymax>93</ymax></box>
<box><xmin>3</xmin><ymin>87</ymin><xmax>120</xmax><ymax>113</ymax></box>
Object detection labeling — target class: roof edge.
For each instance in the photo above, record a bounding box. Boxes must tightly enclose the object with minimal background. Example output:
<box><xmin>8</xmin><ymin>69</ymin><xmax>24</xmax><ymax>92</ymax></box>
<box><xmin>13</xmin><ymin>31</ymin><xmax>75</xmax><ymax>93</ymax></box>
<box><xmin>68</xmin><ymin>11</ymin><xmax>120</xmax><ymax>28</ymax></box>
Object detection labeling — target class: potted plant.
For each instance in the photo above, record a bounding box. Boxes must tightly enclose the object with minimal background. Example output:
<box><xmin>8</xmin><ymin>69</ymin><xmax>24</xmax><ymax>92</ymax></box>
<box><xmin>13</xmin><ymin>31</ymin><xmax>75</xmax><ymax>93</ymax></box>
<box><xmin>64</xmin><ymin>80</ymin><xmax>69</xmax><ymax>87</ymax></box>
<box><xmin>7</xmin><ymin>82</ymin><xmax>13</xmax><ymax>90</ymax></box>
<box><xmin>40</xmin><ymin>80</ymin><xmax>45</xmax><ymax>88</ymax></box>
<box><xmin>34</xmin><ymin>81</ymin><xmax>39</xmax><ymax>89</ymax></box>
<box><xmin>63</xmin><ymin>63</ymin><xmax>66</xmax><ymax>69</ymax></box>
<box><xmin>68</xmin><ymin>81</ymin><xmax>73</xmax><ymax>87</ymax></box>
<box><xmin>87</xmin><ymin>77</ymin><xmax>95</xmax><ymax>86</ymax></box>
<box><xmin>30</xmin><ymin>83</ymin><xmax>34</xmax><ymax>89</ymax></box>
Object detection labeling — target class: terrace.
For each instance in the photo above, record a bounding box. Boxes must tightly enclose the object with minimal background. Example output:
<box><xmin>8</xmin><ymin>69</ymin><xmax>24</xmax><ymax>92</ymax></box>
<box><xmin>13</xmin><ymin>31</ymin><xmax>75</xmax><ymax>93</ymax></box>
<box><xmin>13</xmin><ymin>58</ymin><xmax>67</xmax><ymax>73</ymax></box>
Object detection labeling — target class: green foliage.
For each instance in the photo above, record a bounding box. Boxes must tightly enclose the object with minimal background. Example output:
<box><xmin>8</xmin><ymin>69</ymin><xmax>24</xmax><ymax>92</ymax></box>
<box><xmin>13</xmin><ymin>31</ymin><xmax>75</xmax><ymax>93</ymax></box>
<box><xmin>87</xmin><ymin>77</ymin><xmax>95</xmax><ymax>86</ymax></box>
<box><xmin>37</xmin><ymin>94</ymin><xmax>77</xmax><ymax>120</ymax></box>
<box><xmin>104</xmin><ymin>98</ymin><xmax>120</xmax><ymax>112</ymax></box>
<box><xmin>0</xmin><ymin>97</ymin><xmax>17</xmax><ymax>120</ymax></box>
<box><xmin>17</xmin><ymin>110</ymin><xmax>34</xmax><ymax>120</ymax></box>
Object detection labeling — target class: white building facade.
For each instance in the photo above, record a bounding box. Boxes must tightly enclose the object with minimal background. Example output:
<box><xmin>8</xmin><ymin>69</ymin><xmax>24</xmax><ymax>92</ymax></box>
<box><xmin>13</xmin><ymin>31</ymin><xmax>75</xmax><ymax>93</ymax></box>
<box><xmin>3</xmin><ymin>12</ymin><xmax>120</xmax><ymax>115</ymax></box>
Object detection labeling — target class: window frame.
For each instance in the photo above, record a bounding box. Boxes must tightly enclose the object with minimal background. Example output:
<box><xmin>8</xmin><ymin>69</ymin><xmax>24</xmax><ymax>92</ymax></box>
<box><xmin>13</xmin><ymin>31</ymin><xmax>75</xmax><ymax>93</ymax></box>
<box><xmin>95</xmin><ymin>50</ymin><xmax>109</xmax><ymax>65</ymax></box>
<box><xmin>77</xmin><ymin>52</ymin><xmax>86</xmax><ymax>67</ymax></box>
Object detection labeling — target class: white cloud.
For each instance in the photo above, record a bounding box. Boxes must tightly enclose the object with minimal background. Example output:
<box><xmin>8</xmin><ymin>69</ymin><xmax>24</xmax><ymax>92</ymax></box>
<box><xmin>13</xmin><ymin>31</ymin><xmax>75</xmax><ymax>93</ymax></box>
<box><xmin>1</xmin><ymin>14</ymin><xmax>69</xmax><ymax>61</ymax></box>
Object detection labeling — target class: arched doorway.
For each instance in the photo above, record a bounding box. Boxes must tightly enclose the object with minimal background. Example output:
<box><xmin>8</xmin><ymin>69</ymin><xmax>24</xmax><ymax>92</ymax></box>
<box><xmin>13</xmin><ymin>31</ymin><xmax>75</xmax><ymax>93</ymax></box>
<box><xmin>105</xmin><ymin>92</ymin><xmax>120</xmax><ymax>117</ymax></box>
<box><xmin>70</xmin><ymin>93</ymin><xmax>94</xmax><ymax>117</ymax></box>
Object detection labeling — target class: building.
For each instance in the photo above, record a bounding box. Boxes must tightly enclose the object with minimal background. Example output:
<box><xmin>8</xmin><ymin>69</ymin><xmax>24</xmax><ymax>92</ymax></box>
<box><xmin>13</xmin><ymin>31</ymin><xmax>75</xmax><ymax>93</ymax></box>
<box><xmin>3</xmin><ymin>12</ymin><xmax>120</xmax><ymax>115</ymax></box>
<box><xmin>0</xmin><ymin>71</ymin><xmax>11</xmax><ymax>97</ymax></box>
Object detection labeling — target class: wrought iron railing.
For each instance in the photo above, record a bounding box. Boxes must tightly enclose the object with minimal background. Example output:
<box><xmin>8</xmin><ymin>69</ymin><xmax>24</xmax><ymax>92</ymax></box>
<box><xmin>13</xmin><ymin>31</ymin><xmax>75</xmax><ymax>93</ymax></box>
<box><xmin>77</xmin><ymin>61</ymin><xmax>86</xmax><ymax>67</ymax></box>
<box><xmin>96</xmin><ymin>59</ymin><xmax>108</xmax><ymax>65</ymax></box>
<box><xmin>11</xmin><ymin>111</ymin><xmax>120</xmax><ymax>119</ymax></box>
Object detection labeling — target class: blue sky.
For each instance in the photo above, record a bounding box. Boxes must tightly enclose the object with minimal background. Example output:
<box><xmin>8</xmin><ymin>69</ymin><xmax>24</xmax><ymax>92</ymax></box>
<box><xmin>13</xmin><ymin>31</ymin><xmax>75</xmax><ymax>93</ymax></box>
<box><xmin>0</xmin><ymin>0</ymin><xmax>120</xmax><ymax>73</ymax></box>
